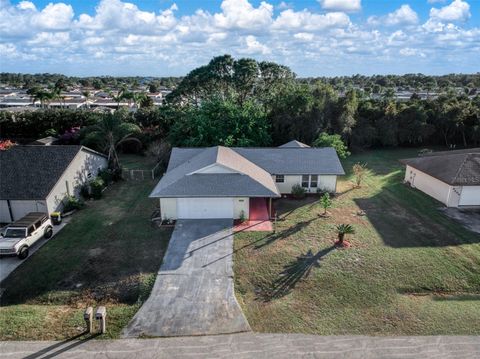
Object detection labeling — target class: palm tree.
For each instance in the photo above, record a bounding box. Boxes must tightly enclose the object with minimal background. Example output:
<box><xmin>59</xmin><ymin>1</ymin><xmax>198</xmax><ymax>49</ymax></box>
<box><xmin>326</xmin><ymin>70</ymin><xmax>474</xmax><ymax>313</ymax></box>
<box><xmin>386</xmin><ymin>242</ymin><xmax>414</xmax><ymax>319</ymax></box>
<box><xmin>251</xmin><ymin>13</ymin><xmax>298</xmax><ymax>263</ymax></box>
<box><xmin>82</xmin><ymin>90</ymin><xmax>92</xmax><ymax>108</ymax></box>
<box><xmin>82</xmin><ymin>114</ymin><xmax>142</xmax><ymax>172</ymax></box>
<box><xmin>132</xmin><ymin>92</ymin><xmax>147</xmax><ymax>109</ymax></box>
<box><xmin>335</xmin><ymin>224</ymin><xmax>355</xmax><ymax>247</ymax></box>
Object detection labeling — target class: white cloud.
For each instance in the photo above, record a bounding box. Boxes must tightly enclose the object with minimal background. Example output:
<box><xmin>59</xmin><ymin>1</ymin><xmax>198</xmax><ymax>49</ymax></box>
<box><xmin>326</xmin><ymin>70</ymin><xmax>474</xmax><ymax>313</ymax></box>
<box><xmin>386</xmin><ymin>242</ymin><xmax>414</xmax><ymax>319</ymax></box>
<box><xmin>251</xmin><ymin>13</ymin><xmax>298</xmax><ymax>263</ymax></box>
<box><xmin>430</xmin><ymin>0</ymin><xmax>470</xmax><ymax>22</ymax></box>
<box><xmin>17</xmin><ymin>1</ymin><xmax>36</xmax><ymax>11</ymax></box>
<box><xmin>318</xmin><ymin>0</ymin><xmax>361</xmax><ymax>12</ymax></box>
<box><xmin>368</xmin><ymin>4</ymin><xmax>418</xmax><ymax>26</ymax></box>
<box><xmin>273</xmin><ymin>9</ymin><xmax>350</xmax><ymax>31</ymax></box>
<box><xmin>213</xmin><ymin>0</ymin><xmax>273</xmax><ymax>30</ymax></box>
<box><xmin>0</xmin><ymin>0</ymin><xmax>479</xmax><ymax>76</ymax></box>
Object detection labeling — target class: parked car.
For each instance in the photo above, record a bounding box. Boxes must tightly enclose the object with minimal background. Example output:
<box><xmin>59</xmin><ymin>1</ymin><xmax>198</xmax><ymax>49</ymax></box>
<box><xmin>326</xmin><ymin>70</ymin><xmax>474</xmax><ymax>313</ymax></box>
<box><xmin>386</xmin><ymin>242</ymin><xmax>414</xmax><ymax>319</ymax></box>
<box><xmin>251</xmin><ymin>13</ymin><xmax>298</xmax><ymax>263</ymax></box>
<box><xmin>0</xmin><ymin>212</ymin><xmax>53</xmax><ymax>259</ymax></box>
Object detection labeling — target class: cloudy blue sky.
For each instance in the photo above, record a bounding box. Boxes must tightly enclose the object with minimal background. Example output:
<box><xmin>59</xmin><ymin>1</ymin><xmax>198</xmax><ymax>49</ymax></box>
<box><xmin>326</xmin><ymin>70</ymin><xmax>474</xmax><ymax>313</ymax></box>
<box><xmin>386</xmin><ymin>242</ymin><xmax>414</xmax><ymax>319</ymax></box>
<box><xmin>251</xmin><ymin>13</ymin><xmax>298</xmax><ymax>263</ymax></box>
<box><xmin>1</xmin><ymin>0</ymin><xmax>479</xmax><ymax>76</ymax></box>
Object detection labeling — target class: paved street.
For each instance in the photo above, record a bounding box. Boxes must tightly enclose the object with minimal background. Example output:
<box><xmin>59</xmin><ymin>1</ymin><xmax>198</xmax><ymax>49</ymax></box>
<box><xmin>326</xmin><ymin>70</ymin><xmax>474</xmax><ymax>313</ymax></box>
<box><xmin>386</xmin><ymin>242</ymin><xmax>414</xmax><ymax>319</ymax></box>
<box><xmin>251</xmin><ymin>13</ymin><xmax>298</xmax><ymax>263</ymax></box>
<box><xmin>1</xmin><ymin>334</ymin><xmax>479</xmax><ymax>359</ymax></box>
<box><xmin>122</xmin><ymin>219</ymin><xmax>250</xmax><ymax>337</ymax></box>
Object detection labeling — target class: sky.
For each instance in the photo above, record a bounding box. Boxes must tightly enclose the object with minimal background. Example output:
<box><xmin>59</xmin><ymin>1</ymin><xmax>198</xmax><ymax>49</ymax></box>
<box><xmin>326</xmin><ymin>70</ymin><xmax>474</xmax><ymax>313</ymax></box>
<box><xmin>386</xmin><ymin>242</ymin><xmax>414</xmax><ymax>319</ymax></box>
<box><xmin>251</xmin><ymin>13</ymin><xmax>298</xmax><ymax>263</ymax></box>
<box><xmin>0</xmin><ymin>0</ymin><xmax>479</xmax><ymax>77</ymax></box>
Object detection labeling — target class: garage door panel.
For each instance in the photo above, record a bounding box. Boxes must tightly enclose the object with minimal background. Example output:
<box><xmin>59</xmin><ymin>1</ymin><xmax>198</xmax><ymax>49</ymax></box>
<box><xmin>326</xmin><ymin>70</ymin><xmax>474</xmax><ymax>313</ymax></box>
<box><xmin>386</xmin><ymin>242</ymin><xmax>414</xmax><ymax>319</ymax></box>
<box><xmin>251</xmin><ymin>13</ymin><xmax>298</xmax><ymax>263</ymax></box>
<box><xmin>177</xmin><ymin>198</ymin><xmax>234</xmax><ymax>219</ymax></box>
<box><xmin>459</xmin><ymin>186</ymin><xmax>480</xmax><ymax>206</ymax></box>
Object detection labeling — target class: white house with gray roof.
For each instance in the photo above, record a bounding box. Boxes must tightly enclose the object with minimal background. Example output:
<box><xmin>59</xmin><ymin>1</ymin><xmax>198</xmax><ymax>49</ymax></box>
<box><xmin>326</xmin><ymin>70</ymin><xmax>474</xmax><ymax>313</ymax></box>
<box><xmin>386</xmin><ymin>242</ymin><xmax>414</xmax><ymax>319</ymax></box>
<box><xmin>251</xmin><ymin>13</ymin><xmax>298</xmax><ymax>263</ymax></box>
<box><xmin>151</xmin><ymin>141</ymin><xmax>345</xmax><ymax>220</ymax></box>
<box><xmin>0</xmin><ymin>145</ymin><xmax>107</xmax><ymax>223</ymax></box>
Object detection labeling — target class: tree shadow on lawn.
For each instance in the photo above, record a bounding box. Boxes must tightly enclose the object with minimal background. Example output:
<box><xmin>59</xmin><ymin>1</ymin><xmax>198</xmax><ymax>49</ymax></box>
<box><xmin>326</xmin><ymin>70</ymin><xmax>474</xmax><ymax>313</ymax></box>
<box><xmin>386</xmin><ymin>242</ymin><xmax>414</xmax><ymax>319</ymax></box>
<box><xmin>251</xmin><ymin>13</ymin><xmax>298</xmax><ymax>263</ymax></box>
<box><xmin>254</xmin><ymin>218</ymin><xmax>318</xmax><ymax>249</ymax></box>
<box><xmin>274</xmin><ymin>196</ymin><xmax>319</xmax><ymax>220</ymax></box>
<box><xmin>354</xmin><ymin>183</ymin><xmax>480</xmax><ymax>248</ymax></box>
<box><xmin>259</xmin><ymin>246</ymin><xmax>336</xmax><ymax>301</ymax></box>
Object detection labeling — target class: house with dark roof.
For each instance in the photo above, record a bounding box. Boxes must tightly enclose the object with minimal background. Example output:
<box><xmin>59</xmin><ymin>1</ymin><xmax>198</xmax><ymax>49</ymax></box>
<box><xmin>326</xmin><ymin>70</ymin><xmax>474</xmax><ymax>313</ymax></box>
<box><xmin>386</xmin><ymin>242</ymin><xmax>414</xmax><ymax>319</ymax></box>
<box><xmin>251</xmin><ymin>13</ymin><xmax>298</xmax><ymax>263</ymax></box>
<box><xmin>0</xmin><ymin>145</ymin><xmax>107</xmax><ymax>223</ymax></box>
<box><xmin>401</xmin><ymin>148</ymin><xmax>480</xmax><ymax>207</ymax></box>
<box><xmin>150</xmin><ymin>141</ymin><xmax>345</xmax><ymax>220</ymax></box>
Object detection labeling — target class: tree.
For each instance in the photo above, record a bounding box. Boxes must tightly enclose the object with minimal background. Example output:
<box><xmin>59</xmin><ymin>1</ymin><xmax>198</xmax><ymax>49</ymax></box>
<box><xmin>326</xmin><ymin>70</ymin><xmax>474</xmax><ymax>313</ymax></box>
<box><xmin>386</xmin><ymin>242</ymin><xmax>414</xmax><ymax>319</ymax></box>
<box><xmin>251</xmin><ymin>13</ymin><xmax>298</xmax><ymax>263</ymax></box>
<box><xmin>352</xmin><ymin>162</ymin><xmax>368</xmax><ymax>188</ymax></box>
<box><xmin>336</xmin><ymin>89</ymin><xmax>358</xmax><ymax>146</ymax></box>
<box><xmin>320</xmin><ymin>193</ymin><xmax>332</xmax><ymax>215</ymax></box>
<box><xmin>169</xmin><ymin>98</ymin><xmax>271</xmax><ymax>147</ymax></box>
<box><xmin>313</xmin><ymin>132</ymin><xmax>350</xmax><ymax>159</ymax></box>
<box><xmin>81</xmin><ymin>114</ymin><xmax>142</xmax><ymax>171</ymax></box>
<box><xmin>335</xmin><ymin>224</ymin><xmax>355</xmax><ymax>247</ymax></box>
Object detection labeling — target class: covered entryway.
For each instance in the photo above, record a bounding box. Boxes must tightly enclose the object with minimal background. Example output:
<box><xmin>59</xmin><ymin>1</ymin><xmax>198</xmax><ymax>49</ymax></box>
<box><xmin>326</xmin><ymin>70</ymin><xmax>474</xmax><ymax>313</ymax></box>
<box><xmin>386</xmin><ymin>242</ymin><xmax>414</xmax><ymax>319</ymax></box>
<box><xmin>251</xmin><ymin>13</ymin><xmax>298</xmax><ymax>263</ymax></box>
<box><xmin>177</xmin><ymin>198</ymin><xmax>234</xmax><ymax>219</ymax></box>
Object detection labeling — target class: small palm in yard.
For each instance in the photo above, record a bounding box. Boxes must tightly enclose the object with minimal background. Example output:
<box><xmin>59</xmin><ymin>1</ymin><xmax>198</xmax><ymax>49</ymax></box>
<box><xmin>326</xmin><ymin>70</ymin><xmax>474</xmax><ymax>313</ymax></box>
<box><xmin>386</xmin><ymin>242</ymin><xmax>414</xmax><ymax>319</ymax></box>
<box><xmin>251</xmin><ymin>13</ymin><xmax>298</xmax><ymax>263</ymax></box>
<box><xmin>319</xmin><ymin>192</ymin><xmax>332</xmax><ymax>216</ymax></box>
<box><xmin>352</xmin><ymin>162</ymin><xmax>368</xmax><ymax>188</ymax></box>
<box><xmin>335</xmin><ymin>224</ymin><xmax>355</xmax><ymax>248</ymax></box>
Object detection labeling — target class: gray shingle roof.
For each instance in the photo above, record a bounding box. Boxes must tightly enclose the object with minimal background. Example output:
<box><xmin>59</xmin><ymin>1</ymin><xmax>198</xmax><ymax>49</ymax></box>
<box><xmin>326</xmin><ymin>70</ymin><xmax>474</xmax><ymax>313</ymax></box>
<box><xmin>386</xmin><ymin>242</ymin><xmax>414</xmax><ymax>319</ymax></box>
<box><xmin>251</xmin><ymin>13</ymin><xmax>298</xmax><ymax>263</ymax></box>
<box><xmin>401</xmin><ymin>149</ymin><xmax>480</xmax><ymax>186</ymax></box>
<box><xmin>0</xmin><ymin>145</ymin><xmax>105</xmax><ymax>200</ymax></box>
<box><xmin>151</xmin><ymin>146</ymin><xmax>280</xmax><ymax>198</ymax></box>
<box><xmin>0</xmin><ymin>145</ymin><xmax>82</xmax><ymax>200</ymax></box>
<box><xmin>152</xmin><ymin>144</ymin><xmax>345</xmax><ymax>198</ymax></box>
<box><xmin>278</xmin><ymin>140</ymin><xmax>310</xmax><ymax>148</ymax></box>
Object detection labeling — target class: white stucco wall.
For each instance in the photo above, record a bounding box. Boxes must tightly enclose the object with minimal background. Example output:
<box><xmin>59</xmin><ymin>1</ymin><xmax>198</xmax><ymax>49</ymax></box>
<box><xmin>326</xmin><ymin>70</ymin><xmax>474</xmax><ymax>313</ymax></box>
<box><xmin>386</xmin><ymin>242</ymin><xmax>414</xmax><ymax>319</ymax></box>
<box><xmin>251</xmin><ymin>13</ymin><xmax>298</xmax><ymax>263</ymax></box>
<box><xmin>404</xmin><ymin>165</ymin><xmax>455</xmax><ymax>206</ymax></box>
<box><xmin>45</xmin><ymin>149</ymin><xmax>107</xmax><ymax>214</ymax></box>
<box><xmin>459</xmin><ymin>186</ymin><xmax>480</xmax><ymax>206</ymax></box>
<box><xmin>272</xmin><ymin>174</ymin><xmax>338</xmax><ymax>194</ymax></box>
<box><xmin>233</xmin><ymin>197</ymin><xmax>249</xmax><ymax>219</ymax></box>
<box><xmin>160</xmin><ymin>198</ymin><xmax>177</xmax><ymax>220</ymax></box>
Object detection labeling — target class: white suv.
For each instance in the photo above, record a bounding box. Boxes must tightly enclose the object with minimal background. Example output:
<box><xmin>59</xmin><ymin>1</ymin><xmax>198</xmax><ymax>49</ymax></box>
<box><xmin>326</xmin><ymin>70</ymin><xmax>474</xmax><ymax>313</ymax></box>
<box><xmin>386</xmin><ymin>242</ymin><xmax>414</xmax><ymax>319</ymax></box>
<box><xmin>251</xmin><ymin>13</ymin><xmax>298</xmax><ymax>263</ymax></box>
<box><xmin>0</xmin><ymin>212</ymin><xmax>53</xmax><ymax>260</ymax></box>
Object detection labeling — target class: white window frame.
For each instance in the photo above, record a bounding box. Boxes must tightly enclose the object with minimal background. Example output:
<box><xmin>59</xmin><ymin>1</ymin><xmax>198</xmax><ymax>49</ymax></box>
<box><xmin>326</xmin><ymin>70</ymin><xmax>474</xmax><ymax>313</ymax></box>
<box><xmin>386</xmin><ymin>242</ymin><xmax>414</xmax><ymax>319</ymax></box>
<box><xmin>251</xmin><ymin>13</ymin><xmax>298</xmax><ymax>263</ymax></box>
<box><xmin>275</xmin><ymin>175</ymin><xmax>285</xmax><ymax>183</ymax></box>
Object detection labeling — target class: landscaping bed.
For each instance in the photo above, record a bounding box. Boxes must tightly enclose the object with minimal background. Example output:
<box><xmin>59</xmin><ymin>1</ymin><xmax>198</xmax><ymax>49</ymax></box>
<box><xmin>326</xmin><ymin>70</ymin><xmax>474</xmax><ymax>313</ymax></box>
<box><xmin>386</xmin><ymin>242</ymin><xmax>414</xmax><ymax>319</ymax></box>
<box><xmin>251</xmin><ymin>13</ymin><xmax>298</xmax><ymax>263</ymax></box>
<box><xmin>234</xmin><ymin>149</ymin><xmax>480</xmax><ymax>335</ymax></box>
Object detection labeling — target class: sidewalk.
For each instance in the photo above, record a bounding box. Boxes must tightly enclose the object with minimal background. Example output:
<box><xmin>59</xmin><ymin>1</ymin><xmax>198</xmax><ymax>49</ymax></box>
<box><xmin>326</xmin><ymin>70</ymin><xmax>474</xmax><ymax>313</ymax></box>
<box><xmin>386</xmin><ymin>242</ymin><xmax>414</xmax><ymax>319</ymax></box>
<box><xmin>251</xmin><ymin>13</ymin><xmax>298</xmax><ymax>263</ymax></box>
<box><xmin>1</xmin><ymin>334</ymin><xmax>479</xmax><ymax>359</ymax></box>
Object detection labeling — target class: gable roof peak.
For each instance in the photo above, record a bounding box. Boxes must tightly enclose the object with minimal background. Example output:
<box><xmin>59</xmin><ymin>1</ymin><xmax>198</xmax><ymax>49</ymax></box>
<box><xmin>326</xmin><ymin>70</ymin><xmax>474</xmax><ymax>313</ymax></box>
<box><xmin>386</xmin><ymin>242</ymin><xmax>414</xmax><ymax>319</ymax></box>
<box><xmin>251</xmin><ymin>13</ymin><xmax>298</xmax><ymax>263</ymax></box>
<box><xmin>279</xmin><ymin>140</ymin><xmax>310</xmax><ymax>148</ymax></box>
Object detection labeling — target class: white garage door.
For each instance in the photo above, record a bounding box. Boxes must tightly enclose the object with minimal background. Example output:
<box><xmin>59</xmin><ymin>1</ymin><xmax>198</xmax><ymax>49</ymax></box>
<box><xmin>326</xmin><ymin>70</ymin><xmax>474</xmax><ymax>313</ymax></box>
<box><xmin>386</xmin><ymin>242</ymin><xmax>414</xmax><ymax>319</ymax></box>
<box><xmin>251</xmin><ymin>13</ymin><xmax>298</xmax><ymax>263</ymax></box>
<box><xmin>459</xmin><ymin>186</ymin><xmax>480</xmax><ymax>206</ymax></box>
<box><xmin>177</xmin><ymin>198</ymin><xmax>234</xmax><ymax>219</ymax></box>
<box><xmin>11</xmin><ymin>200</ymin><xmax>47</xmax><ymax>221</ymax></box>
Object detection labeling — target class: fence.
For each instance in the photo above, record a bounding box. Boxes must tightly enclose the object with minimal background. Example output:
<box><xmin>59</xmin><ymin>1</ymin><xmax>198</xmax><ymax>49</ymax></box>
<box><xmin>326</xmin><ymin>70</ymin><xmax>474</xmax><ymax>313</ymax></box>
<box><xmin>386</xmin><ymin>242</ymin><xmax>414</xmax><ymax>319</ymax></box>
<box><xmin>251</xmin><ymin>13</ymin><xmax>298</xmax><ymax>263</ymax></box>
<box><xmin>122</xmin><ymin>162</ymin><xmax>163</xmax><ymax>181</ymax></box>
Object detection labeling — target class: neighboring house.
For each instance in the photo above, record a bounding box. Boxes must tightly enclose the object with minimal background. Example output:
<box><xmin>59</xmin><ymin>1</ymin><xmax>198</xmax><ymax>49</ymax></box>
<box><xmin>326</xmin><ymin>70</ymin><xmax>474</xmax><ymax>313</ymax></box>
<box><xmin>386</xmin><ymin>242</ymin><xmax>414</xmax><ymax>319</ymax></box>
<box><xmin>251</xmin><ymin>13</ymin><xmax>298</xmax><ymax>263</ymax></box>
<box><xmin>401</xmin><ymin>148</ymin><xmax>480</xmax><ymax>207</ymax></box>
<box><xmin>150</xmin><ymin>141</ymin><xmax>345</xmax><ymax>220</ymax></box>
<box><xmin>0</xmin><ymin>145</ymin><xmax>107</xmax><ymax>223</ymax></box>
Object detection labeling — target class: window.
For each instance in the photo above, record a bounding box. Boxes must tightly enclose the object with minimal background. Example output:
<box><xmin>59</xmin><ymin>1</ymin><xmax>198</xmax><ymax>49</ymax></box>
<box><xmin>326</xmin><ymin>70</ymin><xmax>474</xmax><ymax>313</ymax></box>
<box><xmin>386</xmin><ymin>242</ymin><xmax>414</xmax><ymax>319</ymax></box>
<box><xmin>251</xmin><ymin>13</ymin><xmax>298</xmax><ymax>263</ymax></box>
<box><xmin>310</xmin><ymin>175</ymin><xmax>318</xmax><ymax>188</ymax></box>
<box><xmin>275</xmin><ymin>175</ymin><xmax>285</xmax><ymax>183</ymax></box>
<box><xmin>87</xmin><ymin>172</ymin><xmax>93</xmax><ymax>179</ymax></box>
<box><xmin>27</xmin><ymin>226</ymin><xmax>34</xmax><ymax>236</ymax></box>
<box><xmin>34</xmin><ymin>220</ymin><xmax>42</xmax><ymax>230</ymax></box>
<box><xmin>301</xmin><ymin>175</ymin><xmax>309</xmax><ymax>188</ymax></box>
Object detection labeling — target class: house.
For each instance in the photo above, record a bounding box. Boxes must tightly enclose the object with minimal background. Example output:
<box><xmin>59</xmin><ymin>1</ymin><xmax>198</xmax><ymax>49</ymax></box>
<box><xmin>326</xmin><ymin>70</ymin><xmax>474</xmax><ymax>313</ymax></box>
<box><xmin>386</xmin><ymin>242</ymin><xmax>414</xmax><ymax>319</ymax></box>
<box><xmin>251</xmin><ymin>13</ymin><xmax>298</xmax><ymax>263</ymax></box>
<box><xmin>150</xmin><ymin>142</ymin><xmax>345</xmax><ymax>220</ymax></box>
<box><xmin>0</xmin><ymin>145</ymin><xmax>108</xmax><ymax>223</ymax></box>
<box><xmin>401</xmin><ymin>148</ymin><xmax>480</xmax><ymax>207</ymax></box>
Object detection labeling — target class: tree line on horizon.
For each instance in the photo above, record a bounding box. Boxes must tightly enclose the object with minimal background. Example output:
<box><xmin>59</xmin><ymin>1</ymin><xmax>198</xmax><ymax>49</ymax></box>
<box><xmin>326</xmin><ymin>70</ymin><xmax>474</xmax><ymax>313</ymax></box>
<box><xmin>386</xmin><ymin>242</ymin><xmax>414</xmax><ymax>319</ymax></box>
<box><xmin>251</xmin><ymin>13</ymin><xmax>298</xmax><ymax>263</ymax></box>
<box><xmin>1</xmin><ymin>55</ymin><xmax>479</xmax><ymax>157</ymax></box>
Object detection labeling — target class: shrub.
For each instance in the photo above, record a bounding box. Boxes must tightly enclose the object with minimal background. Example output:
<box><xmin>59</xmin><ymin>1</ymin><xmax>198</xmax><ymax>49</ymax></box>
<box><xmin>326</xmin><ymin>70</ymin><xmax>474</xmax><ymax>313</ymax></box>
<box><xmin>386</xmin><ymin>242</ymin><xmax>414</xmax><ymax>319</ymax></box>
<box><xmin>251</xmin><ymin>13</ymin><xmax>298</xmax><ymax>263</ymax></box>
<box><xmin>320</xmin><ymin>193</ymin><xmax>332</xmax><ymax>215</ymax></box>
<box><xmin>291</xmin><ymin>184</ymin><xmax>307</xmax><ymax>199</ymax></box>
<box><xmin>80</xmin><ymin>183</ymin><xmax>90</xmax><ymax>199</ymax></box>
<box><xmin>313</xmin><ymin>132</ymin><xmax>350</xmax><ymax>159</ymax></box>
<box><xmin>63</xmin><ymin>196</ymin><xmax>84</xmax><ymax>213</ymax></box>
<box><xmin>90</xmin><ymin>177</ymin><xmax>105</xmax><ymax>199</ymax></box>
<box><xmin>353</xmin><ymin>162</ymin><xmax>368</xmax><ymax>188</ymax></box>
<box><xmin>98</xmin><ymin>168</ymin><xmax>113</xmax><ymax>185</ymax></box>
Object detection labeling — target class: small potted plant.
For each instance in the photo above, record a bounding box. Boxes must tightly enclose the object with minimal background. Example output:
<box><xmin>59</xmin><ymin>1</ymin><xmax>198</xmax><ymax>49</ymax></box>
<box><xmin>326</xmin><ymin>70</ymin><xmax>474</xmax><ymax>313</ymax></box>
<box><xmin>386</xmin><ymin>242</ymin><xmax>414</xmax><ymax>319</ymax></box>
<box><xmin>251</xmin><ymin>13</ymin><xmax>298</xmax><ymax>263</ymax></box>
<box><xmin>50</xmin><ymin>212</ymin><xmax>62</xmax><ymax>225</ymax></box>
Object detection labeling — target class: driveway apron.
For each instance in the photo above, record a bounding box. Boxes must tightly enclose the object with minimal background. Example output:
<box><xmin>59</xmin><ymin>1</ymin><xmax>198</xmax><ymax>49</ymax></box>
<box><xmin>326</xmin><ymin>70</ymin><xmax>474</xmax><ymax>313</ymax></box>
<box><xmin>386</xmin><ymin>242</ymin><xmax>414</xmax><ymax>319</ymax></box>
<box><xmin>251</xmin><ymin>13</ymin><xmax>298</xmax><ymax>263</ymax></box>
<box><xmin>122</xmin><ymin>219</ymin><xmax>251</xmax><ymax>337</ymax></box>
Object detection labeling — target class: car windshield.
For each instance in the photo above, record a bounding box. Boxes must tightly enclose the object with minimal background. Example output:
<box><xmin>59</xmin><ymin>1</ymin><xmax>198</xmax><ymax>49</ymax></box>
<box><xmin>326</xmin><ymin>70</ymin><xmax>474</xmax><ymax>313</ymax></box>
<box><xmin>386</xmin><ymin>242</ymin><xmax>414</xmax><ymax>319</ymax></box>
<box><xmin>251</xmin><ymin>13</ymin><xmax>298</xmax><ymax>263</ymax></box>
<box><xmin>3</xmin><ymin>228</ymin><xmax>26</xmax><ymax>238</ymax></box>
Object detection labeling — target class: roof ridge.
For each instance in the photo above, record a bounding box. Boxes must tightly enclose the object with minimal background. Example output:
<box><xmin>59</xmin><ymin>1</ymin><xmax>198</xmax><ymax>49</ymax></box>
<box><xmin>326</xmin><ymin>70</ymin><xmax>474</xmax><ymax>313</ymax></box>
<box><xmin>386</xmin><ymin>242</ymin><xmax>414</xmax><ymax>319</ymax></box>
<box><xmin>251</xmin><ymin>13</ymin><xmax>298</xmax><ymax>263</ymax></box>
<box><xmin>451</xmin><ymin>153</ymin><xmax>470</xmax><ymax>184</ymax></box>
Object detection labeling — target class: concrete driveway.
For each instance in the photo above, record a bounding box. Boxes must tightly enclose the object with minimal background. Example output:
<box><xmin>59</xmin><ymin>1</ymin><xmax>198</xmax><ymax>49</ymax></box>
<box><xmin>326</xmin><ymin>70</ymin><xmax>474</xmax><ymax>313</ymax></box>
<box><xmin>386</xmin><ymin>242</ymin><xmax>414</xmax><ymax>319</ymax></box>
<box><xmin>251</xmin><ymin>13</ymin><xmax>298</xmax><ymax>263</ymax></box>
<box><xmin>0</xmin><ymin>219</ymin><xmax>69</xmax><ymax>284</ymax></box>
<box><xmin>123</xmin><ymin>219</ymin><xmax>250</xmax><ymax>337</ymax></box>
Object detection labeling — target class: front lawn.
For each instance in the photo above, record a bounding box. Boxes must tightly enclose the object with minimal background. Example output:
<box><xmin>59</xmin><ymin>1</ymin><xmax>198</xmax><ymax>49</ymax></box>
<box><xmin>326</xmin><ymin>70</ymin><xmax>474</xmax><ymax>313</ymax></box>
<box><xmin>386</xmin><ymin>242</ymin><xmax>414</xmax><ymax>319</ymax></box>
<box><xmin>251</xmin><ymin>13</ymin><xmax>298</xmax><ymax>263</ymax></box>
<box><xmin>234</xmin><ymin>149</ymin><xmax>480</xmax><ymax>335</ymax></box>
<box><xmin>0</xmin><ymin>155</ymin><xmax>171</xmax><ymax>340</ymax></box>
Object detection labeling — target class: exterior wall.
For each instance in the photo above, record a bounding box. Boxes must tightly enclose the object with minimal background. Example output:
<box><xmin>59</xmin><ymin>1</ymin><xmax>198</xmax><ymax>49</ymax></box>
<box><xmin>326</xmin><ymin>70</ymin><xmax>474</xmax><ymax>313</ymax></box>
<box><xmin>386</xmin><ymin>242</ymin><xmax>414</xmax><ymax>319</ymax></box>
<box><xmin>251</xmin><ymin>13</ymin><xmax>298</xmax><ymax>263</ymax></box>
<box><xmin>160</xmin><ymin>197</ymin><xmax>249</xmax><ymax>220</ymax></box>
<box><xmin>0</xmin><ymin>200</ymin><xmax>11</xmax><ymax>223</ymax></box>
<box><xmin>459</xmin><ymin>186</ymin><xmax>480</xmax><ymax>206</ymax></box>
<box><xmin>233</xmin><ymin>198</ymin><xmax>249</xmax><ymax>219</ymax></box>
<box><xmin>273</xmin><ymin>175</ymin><xmax>302</xmax><ymax>194</ymax></box>
<box><xmin>160</xmin><ymin>198</ymin><xmax>177</xmax><ymax>220</ymax></box>
<box><xmin>45</xmin><ymin>149</ymin><xmax>108</xmax><ymax>214</ymax></box>
<box><xmin>3</xmin><ymin>200</ymin><xmax>48</xmax><ymax>222</ymax></box>
<box><xmin>404</xmin><ymin>165</ymin><xmax>452</xmax><ymax>206</ymax></box>
<box><xmin>273</xmin><ymin>174</ymin><xmax>338</xmax><ymax>194</ymax></box>
<box><xmin>194</xmin><ymin>164</ymin><xmax>236</xmax><ymax>174</ymax></box>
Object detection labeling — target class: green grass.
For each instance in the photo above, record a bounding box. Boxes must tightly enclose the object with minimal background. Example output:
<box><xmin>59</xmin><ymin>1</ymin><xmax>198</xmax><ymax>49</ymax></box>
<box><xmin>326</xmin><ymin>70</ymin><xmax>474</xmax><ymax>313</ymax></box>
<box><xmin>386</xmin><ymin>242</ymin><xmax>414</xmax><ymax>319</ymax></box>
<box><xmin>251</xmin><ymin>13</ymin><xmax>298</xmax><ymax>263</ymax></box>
<box><xmin>0</xmin><ymin>155</ymin><xmax>171</xmax><ymax>340</ymax></box>
<box><xmin>234</xmin><ymin>148</ymin><xmax>480</xmax><ymax>335</ymax></box>
<box><xmin>119</xmin><ymin>154</ymin><xmax>158</xmax><ymax>170</ymax></box>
